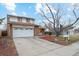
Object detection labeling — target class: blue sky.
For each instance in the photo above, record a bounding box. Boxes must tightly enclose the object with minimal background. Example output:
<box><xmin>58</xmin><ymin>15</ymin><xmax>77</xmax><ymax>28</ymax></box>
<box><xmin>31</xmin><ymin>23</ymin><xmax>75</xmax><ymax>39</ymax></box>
<box><xmin>0</xmin><ymin>3</ymin><xmax>79</xmax><ymax>27</ymax></box>
<box><xmin>0</xmin><ymin>3</ymin><xmax>43</xmax><ymax>25</ymax></box>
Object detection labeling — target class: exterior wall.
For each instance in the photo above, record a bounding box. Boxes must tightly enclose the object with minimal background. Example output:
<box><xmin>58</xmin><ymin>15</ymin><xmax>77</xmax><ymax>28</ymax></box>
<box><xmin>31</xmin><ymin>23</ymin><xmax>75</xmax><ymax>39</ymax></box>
<box><xmin>0</xmin><ymin>31</ymin><xmax>7</xmax><ymax>37</ymax></box>
<box><xmin>7</xmin><ymin>15</ymin><xmax>44</xmax><ymax>37</ymax></box>
<box><xmin>0</xmin><ymin>31</ymin><xmax>2</xmax><ymax>37</ymax></box>
<box><xmin>7</xmin><ymin>24</ymin><xmax>44</xmax><ymax>37</ymax></box>
<box><xmin>34</xmin><ymin>26</ymin><xmax>44</xmax><ymax>36</ymax></box>
<box><xmin>8</xmin><ymin>15</ymin><xmax>35</xmax><ymax>24</ymax></box>
<box><xmin>22</xmin><ymin>18</ymin><xmax>27</xmax><ymax>23</ymax></box>
<box><xmin>30</xmin><ymin>20</ymin><xmax>34</xmax><ymax>24</ymax></box>
<box><xmin>62</xmin><ymin>29</ymin><xmax>75</xmax><ymax>35</ymax></box>
<box><xmin>7</xmin><ymin>23</ymin><xmax>35</xmax><ymax>38</ymax></box>
<box><xmin>34</xmin><ymin>26</ymin><xmax>39</xmax><ymax>36</ymax></box>
<box><xmin>69</xmin><ymin>29</ymin><xmax>74</xmax><ymax>35</ymax></box>
<box><xmin>7</xmin><ymin>24</ymin><xmax>13</xmax><ymax>38</ymax></box>
<box><xmin>13</xmin><ymin>25</ymin><xmax>34</xmax><ymax>28</ymax></box>
<box><xmin>9</xmin><ymin>17</ymin><xmax>18</xmax><ymax>22</ymax></box>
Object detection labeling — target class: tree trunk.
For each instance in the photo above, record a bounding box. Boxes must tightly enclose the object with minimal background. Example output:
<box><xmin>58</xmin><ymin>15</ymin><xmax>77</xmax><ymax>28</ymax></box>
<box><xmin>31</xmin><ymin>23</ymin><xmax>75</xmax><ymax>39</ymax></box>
<box><xmin>55</xmin><ymin>31</ymin><xmax>60</xmax><ymax>37</ymax></box>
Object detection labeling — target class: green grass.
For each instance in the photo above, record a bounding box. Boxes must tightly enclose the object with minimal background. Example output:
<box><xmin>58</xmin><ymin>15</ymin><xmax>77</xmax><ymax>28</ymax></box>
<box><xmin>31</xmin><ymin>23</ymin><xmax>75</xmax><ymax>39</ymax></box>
<box><xmin>57</xmin><ymin>35</ymin><xmax>65</xmax><ymax>41</ymax></box>
<box><xmin>57</xmin><ymin>35</ymin><xmax>79</xmax><ymax>43</ymax></box>
<box><xmin>69</xmin><ymin>35</ymin><xmax>79</xmax><ymax>42</ymax></box>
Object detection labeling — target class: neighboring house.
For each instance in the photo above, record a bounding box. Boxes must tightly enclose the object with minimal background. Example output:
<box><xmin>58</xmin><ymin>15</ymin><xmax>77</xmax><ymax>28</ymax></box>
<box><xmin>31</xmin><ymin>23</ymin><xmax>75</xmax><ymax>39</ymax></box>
<box><xmin>62</xmin><ymin>26</ymin><xmax>76</xmax><ymax>35</ymax></box>
<box><xmin>63</xmin><ymin>27</ymin><xmax>79</xmax><ymax>35</ymax></box>
<box><xmin>7</xmin><ymin>15</ymin><xmax>44</xmax><ymax>38</ymax></box>
<box><xmin>73</xmin><ymin>28</ymin><xmax>79</xmax><ymax>35</ymax></box>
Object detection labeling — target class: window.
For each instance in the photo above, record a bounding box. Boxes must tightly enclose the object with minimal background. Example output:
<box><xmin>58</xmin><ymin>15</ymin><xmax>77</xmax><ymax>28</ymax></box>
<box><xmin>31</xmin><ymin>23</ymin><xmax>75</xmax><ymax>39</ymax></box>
<box><xmin>29</xmin><ymin>28</ymin><xmax>33</xmax><ymax>30</ymax></box>
<box><xmin>13</xmin><ymin>28</ymin><xmax>18</xmax><ymax>30</ymax></box>
<box><xmin>19</xmin><ymin>28</ymin><xmax>23</xmax><ymax>30</ymax></box>
<box><xmin>25</xmin><ymin>28</ymin><xmax>33</xmax><ymax>30</ymax></box>
<box><xmin>18</xmin><ymin>17</ymin><xmax>22</xmax><ymax>22</ymax></box>
<box><xmin>25</xmin><ymin>28</ymin><xmax>29</xmax><ymax>30</ymax></box>
<box><xmin>10</xmin><ymin>17</ymin><xmax>18</xmax><ymax>22</ymax></box>
<box><xmin>26</xmin><ymin>18</ymin><xmax>30</xmax><ymax>22</ymax></box>
<box><xmin>30</xmin><ymin>20</ymin><xmax>34</xmax><ymax>24</ymax></box>
<box><xmin>22</xmin><ymin>18</ymin><xmax>26</xmax><ymax>23</ymax></box>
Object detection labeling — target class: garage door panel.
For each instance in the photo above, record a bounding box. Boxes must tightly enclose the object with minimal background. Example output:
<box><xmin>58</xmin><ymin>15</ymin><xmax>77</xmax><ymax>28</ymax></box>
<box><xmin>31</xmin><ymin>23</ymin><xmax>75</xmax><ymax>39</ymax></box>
<box><xmin>13</xmin><ymin>28</ymin><xmax>34</xmax><ymax>37</ymax></box>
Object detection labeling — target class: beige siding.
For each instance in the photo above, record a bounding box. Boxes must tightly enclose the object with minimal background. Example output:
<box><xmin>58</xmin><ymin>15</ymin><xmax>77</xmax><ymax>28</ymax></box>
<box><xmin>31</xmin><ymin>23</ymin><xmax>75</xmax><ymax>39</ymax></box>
<box><xmin>7</xmin><ymin>24</ymin><xmax>13</xmax><ymax>38</ymax></box>
<box><xmin>13</xmin><ymin>25</ymin><xmax>34</xmax><ymax>28</ymax></box>
<box><xmin>9</xmin><ymin>17</ymin><xmax>18</xmax><ymax>22</ymax></box>
<box><xmin>22</xmin><ymin>18</ymin><xmax>26</xmax><ymax>23</ymax></box>
<box><xmin>0</xmin><ymin>31</ymin><xmax>2</xmax><ymax>37</ymax></box>
<box><xmin>30</xmin><ymin>20</ymin><xmax>34</xmax><ymax>24</ymax></box>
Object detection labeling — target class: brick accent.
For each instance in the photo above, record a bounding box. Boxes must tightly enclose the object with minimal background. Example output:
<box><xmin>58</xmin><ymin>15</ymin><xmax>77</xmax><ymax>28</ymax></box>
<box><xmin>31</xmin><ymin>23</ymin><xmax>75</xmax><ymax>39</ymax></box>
<box><xmin>7</xmin><ymin>24</ymin><xmax>13</xmax><ymax>38</ymax></box>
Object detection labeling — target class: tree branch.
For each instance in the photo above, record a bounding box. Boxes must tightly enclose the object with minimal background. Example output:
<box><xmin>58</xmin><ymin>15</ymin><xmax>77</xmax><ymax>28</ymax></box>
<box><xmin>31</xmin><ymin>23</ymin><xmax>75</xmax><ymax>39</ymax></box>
<box><xmin>73</xmin><ymin>9</ymin><xmax>77</xmax><ymax>18</ymax></box>
<box><xmin>46</xmin><ymin>3</ymin><xmax>56</xmax><ymax>30</ymax></box>
<box><xmin>63</xmin><ymin>17</ymin><xmax>79</xmax><ymax>29</ymax></box>
<box><xmin>42</xmin><ymin>21</ymin><xmax>54</xmax><ymax>32</ymax></box>
<box><xmin>0</xmin><ymin>18</ymin><xmax>5</xmax><ymax>24</ymax></box>
<box><xmin>39</xmin><ymin>9</ymin><xmax>54</xmax><ymax>24</ymax></box>
<box><xmin>63</xmin><ymin>9</ymin><xmax>79</xmax><ymax>29</ymax></box>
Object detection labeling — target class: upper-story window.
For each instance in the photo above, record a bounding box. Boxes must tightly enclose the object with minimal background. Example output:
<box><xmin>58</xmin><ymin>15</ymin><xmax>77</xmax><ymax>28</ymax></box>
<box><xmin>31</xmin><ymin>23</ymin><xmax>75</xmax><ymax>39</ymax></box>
<box><xmin>8</xmin><ymin>15</ymin><xmax>35</xmax><ymax>24</ymax></box>
<box><xmin>30</xmin><ymin>20</ymin><xmax>34</xmax><ymax>24</ymax></box>
<box><xmin>18</xmin><ymin>17</ymin><xmax>22</xmax><ymax>22</ymax></box>
<box><xmin>26</xmin><ymin>18</ymin><xmax>34</xmax><ymax>24</ymax></box>
<box><xmin>9</xmin><ymin>17</ymin><xmax>18</xmax><ymax>22</ymax></box>
<box><xmin>22</xmin><ymin>18</ymin><xmax>26</xmax><ymax>23</ymax></box>
<box><xmin>26</xmin><ymin>18</ymin><xmax>30</xmax><ymax>22</ymax></box>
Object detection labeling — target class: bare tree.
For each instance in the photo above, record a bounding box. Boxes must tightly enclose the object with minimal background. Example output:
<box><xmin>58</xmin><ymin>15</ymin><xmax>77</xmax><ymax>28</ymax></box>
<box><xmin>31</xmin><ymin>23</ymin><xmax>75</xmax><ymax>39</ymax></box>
<box><xmin>39</xmin><ymin>3</ymin><xmax>79</xmax><ymax>37</ymax></box>
<box><xmin>0</xmin><ymin>18</ymin><xmax>5</xmax><ymax>24</ymax></box>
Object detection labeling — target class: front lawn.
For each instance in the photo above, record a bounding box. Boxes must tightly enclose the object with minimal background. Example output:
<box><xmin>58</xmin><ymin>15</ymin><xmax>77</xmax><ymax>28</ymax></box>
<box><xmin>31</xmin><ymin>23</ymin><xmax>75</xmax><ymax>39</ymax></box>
<box><xmin>40</xmin><ymin>35</ymin><xmax>79</xmax><ymax>45</ymax></box>
<box><xmin>40</xmin><ymin>35</ymin><xmax>56</xmax><ymax>42</ymax></box>
<box><xmin>57</xmin><ymin>35</ymin><xmax>79</xmax><ymax>43</ymax></box>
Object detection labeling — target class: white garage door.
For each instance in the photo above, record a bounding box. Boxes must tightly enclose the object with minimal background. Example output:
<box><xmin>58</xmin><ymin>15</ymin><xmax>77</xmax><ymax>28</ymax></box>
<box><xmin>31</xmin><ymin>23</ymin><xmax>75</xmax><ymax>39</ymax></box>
<box><xmin>13</xmin><ymin>28</ymin><xmax>34</xmax><ymax>37</ymax></box>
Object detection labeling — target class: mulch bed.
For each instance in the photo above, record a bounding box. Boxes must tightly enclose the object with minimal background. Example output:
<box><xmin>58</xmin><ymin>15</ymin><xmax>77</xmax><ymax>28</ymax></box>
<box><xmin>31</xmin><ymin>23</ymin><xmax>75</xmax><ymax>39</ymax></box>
<box><xmin>40</xmin><ymin>35</ymin><xmax>55</xmax><ymax>42</ymax></box>
<box><xmin>0</xmin><ymin>37</ymin><xmax>18</xmax><ymax>56</ymax></box>
<box><xmin>40</xmin><ymin>35</ymin><xmax>70</xmax><ymax>45</ymax></box>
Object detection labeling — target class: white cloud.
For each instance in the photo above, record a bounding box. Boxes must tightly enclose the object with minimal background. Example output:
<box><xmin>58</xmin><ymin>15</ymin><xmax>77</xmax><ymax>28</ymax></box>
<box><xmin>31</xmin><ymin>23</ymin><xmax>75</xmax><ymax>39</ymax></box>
<box><xmin>0</xmin><ymin>0</ymin><xmax>46</xmax><ymax>3</ymax></box>
<box><xmin>35</xmin><ymin>3</ymin><xmax>42</xmax><ymax>13</ymax></box>
<box><xmin>35</xmin><ymin>3</ymin><xmax>57</xmax><ymax>15</ymax></box>
<box><xmin>50</xmin><ymin>8</ymin><xmax>57</xmax><ymax>13</ymax></box>
<box><xmin>67</xmin><ymin>8</ymin><xmax>71</xmax><ymax>11</ymax></box>
<box><xmin>71</xmin><ymin>3</ymin><xmax>76</xmax><ymax>6</ymax></box>
<box><xmin>22</xmin><ymin>12</ymin><xmax>27</xmax><ymax>16</ymax></box>
<box><xmin>67</xmin><ymin>14</ymin><xmax>71</xmax><ymax>18</ymax></box>
<box><xmin>3</xmin><ymin>3</ymin><xmax>16</xmax><ymax>11</ymax></box>
<box><xmin>21</xmin><ymin>11</ymin><xmax>32</xmax><ymax>18</ymax></box>
<box><xmin>2</xmin><ymin>3</ymin><xmax>16</xmax><ymax>15</ymax></box>
<box><xmin>11</xmin><ymin>12</ymin><xmax>16</xmax><ymax>15</ymax></box>
<box><xmin>70</xmin><ymin>3</ymin><xmax>79</xmax><ymax>9</ymax></box>
<box><xmin>44</xmin><ymin>5</ymin><xmax>57</xmax><ymax>13</ymax></box>
<box><xmin>1</xmin><ymin>0</ymin><xmax>79</xmax><ymax>3</ymax></box>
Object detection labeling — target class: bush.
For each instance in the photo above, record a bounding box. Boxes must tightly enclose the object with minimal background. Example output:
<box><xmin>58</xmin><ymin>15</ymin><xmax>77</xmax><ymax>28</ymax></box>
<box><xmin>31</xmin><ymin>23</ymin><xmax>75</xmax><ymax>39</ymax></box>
<box><xmin>44</xmin><ymin>31</ymin><xmax>52</xmax><ymax>35</ymax></box>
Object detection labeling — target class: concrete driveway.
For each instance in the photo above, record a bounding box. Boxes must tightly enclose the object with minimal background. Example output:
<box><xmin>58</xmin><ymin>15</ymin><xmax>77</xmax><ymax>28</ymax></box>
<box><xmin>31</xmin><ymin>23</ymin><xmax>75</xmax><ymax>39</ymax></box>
<box><xmin>13</xmin><ymin>37</ymin><xmax>79</xmax><ymax>56</ymax></box>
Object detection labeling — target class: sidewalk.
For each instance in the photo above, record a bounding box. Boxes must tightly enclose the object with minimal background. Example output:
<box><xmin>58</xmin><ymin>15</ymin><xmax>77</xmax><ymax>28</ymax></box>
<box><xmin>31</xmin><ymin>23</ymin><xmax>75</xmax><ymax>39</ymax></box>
<box><xmin>40</xmin><ymin>41</ymin><xmax>79</xmax><ymax>56</ymax></box>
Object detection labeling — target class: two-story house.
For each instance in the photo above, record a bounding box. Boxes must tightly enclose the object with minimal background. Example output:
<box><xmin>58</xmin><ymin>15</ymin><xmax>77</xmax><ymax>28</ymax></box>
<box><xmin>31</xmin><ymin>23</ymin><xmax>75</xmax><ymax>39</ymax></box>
<box><xmin>7</xmin><ymin>15</ymin><xmax>44</xmax><ymax>38</ymax></box>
